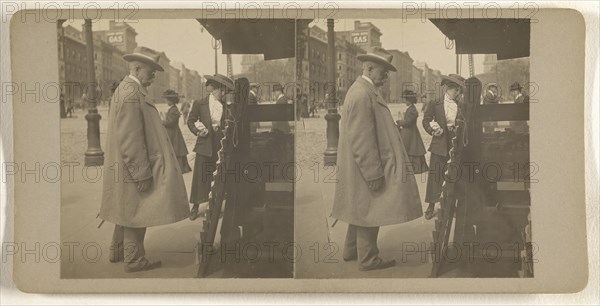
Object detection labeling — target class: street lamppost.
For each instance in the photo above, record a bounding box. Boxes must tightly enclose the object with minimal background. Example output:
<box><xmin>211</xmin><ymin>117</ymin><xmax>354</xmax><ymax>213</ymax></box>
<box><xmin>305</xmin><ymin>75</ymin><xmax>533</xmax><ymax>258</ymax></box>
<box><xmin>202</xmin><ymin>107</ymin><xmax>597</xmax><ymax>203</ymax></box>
<box><xmin>83</xmin><ymin>19</ymin><xmax>104</xmax><ymax>166</ymax></box>
<box><xmin>324</xmin><ymin>19</ymin><xmax>340</xmax><ymax>165</ymax></box>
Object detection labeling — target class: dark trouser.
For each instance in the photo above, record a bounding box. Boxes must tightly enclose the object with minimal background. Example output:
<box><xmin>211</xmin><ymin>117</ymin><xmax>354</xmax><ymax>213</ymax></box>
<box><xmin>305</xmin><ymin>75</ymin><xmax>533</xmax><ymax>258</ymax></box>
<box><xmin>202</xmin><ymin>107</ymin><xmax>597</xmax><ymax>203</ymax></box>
<box><xmin>343</xmin><ymin>224</ymin><xmax>381</xmax><ymax>269</ymax></box>
<box><xmin>190</xmin><ymin>153</ymin><xmax>217</xmax><ymax>204</ymax></box>
<box><xmin>111</xmin><ymin>225</ymin><xmax>148</xmax><ymax>269</ymax></box>
<box><xmin>425</xmin><ymin>153</ymin><xmax>449</xmax><ymax>204</ymax></box>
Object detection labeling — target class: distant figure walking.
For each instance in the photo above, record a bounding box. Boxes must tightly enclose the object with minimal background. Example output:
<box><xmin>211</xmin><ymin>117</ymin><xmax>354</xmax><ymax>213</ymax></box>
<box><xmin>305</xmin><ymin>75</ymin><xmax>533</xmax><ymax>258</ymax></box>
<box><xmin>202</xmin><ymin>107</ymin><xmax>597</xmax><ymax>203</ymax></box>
<box><xmin>180</xmin><ymin>99</ymin><xmax>191</xmax><ymax>123</ymax></box>
<box><xmin>396</xmin><ymin>89</ymin><xmax>428</xmax><ymax>175</ymax></box>
<box><xmin>162</xmin><ymin>89</ymin><xmax>192</xmax><ymax>174</ymax></box>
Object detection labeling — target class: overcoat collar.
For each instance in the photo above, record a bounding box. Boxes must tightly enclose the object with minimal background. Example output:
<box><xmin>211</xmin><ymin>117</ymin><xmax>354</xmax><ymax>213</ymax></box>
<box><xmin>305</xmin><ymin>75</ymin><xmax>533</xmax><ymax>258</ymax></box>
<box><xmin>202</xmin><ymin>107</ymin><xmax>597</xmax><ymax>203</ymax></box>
<box><xmin>355</xmin><ymin>76</ymin><xmax>388</xmax><ymax>108</ymax></box>
<box><xmin>123</xmin><ymin>75</ymin><xmax>148</xmax><ymax>97</ymax></box>
<box><xmin>121</xmin><ymin>75</ymin><xmax>156</xmax><ymax>111</ymax></box>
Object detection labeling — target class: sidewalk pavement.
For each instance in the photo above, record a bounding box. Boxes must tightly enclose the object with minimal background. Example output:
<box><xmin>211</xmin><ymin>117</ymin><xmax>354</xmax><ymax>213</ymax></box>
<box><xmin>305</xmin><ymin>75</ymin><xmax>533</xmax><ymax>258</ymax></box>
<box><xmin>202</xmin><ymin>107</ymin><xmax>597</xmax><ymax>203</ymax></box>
<box><xmin>60</xmin><ymin>103</ymin><xmax>437</xmax><ymax>279</ymax></box>
<box><xmin>294</xmin><ymin>159</ymin><xmax>435</xmax><ymax>278</ymax></box>
<box><xmin>294</xmin><ymin>106</ymin><xmax>436</xmax><ymax>278</ymax></box>
<box><xmin>60</xmin><ymin>166</ymin><xmax>203</xmax><ymax>279</ymax></box>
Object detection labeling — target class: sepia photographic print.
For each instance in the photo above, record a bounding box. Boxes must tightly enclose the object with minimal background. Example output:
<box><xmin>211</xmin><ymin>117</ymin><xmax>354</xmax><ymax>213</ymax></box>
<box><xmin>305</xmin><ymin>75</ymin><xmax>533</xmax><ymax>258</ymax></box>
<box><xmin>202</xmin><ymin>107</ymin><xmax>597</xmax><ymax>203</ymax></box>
<box><xmin>3</xmin><ymin>3</ymin><xmax>595</xmax><ymax>295</ymax></box>
<box><xmin>295</xmin><ymin>17</ymin><xmax>533</xmax><ymax>278</ymax></box>
<box><xmin>58</xmin><ymin>18</ymin><xmax>297</xmax><ymax>279</ymax></box>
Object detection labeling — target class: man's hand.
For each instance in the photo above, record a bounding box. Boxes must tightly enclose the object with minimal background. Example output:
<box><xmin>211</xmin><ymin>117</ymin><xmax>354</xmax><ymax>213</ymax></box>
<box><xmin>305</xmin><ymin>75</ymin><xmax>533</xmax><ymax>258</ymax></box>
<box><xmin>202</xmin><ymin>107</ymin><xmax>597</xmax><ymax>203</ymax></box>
<box><xmin>136</xmin><ymin>177</ymin><xmax>152</xmax><ymax>192</ymax></box>
<box><xmin>197</xmin><ymin>127</ymin><xmax>209</xmax><ymax>137</ymax></box>
<box><xmin>368</xmin><ymin>177</ymin><xmax>385</xmax><ymax>191</ymax></box>
<box><xmin>433</xmin><ymin>128</ymin><xmax>444</xmax><ymax>137</ymax></box>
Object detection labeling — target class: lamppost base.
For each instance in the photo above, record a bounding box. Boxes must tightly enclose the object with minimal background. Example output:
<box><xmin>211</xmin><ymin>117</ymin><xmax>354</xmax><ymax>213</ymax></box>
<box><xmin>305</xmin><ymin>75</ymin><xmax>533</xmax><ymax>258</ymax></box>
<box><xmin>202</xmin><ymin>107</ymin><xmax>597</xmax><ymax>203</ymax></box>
<box><xmin>323</xmin><ymin>153</ymin><xmax>337</xmax><ymax>166</ymax></box>
<box><xmin>324</xmin><ymin>111</ymin><xmax>340</xmax><ymax>166</ymax></box>
<box><xmin>84</xmin><ymin>153</ymin><xmax>104</xmax><ymax>167</ymax></box>
<box><xmin>84</xmin><ymin>112</ymin><xmax>104</xmax><ymax>167</ymax></box>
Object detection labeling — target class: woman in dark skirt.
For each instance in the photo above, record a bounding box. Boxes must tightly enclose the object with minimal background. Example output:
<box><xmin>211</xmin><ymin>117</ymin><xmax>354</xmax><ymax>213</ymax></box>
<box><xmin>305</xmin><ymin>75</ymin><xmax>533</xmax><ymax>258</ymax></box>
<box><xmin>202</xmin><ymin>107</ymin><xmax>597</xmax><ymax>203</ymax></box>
<box><xmin>422</xmin><ymin>74</ymin><xmax>465</xmax><ymax>220</ymax></box>
<box><xmin>396</xmin><ymin>89</ymin><xmax>428</xmax><ymax>174</ymax></box>
<box><xmin>162</xmin><ymin>89</ymin><xmax>192</xmax><ymax>174</ymax></box>
<box><xmin>187</xmin><ymin>74</ymin><xmax>233</xmax><ymax>220</ymax></box>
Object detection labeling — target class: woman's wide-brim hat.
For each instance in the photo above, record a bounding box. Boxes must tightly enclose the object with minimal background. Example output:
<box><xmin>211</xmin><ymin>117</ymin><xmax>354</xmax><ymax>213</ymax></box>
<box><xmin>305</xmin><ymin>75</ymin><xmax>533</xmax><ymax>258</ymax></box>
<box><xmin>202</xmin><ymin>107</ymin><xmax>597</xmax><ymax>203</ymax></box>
<box><xmin>162</xmin><ymin>89</ymin><xmax>182</xmax><ymax>98</ymax></box>
<box><xmin>441</xmin><ymin>74</ymin><xmax>466</xmax><ymax>88</ymax></box>
<box><xmin>357</xmin><ymin>46</ymin><xmax>397</xmax><ymax>72</ymax></box>
<box><xmin>123</xmin><ymin>46</ymin><xmax>164</xmax><ymax>72</ymax></box>
<box><xmin>509</xmin><ymin>82</ymin><xmax>523</xmax><ymax>91</ymax></box>
<box><xmin>204</xmin><ymin>74</ymin><xmax>235</xmax><ymax>91</ymax></box>
<box><xmin>401</xmin><ymin>89</ymin><xmax>418</xmax><ymax>98</ymax></box>
<box><xmin>273</xmin><ymin>83</ymin><xmax>284</xmax><ymax>92</ymax></box>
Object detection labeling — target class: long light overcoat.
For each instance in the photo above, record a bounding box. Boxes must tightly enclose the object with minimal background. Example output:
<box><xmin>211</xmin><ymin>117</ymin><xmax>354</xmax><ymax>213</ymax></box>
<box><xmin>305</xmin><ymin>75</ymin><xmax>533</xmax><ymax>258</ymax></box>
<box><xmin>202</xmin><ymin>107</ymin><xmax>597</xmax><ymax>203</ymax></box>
<box><xmin>100</xmin><ymin>76</ymin><xmax>189</xmax><ymax>227</ymax></box>
<box><xmin>331</xmin><ymin>77</ymin><xmax>423</xmax><ymax>227</ymax></box>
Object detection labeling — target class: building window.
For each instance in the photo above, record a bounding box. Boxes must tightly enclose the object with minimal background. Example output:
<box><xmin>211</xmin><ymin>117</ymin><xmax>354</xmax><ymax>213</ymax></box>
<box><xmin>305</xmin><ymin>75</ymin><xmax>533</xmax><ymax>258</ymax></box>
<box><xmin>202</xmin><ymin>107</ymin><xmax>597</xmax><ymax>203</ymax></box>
<box><xmin>338</xmin><ymin>53</ymin><xmax>342</xmax><ymax>60</ymax></box>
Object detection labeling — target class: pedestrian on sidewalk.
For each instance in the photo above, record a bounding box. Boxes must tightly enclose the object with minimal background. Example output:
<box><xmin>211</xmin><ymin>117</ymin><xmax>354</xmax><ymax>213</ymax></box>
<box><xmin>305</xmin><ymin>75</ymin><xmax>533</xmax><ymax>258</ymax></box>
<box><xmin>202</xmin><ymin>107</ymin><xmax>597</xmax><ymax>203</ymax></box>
<box><xmin>331</xmin><ymin>47</ymin><xmax>423</xmax><ymax>272</ymax></box>
<box><xmin>161</xmin><ymin>89</ymin><xmax>192</xmax><ymax>174</ymax></box>
<box><xmin>100</xmin><ymin>46</ymin><xmax>190</xmax><ymax>273</ymax></box>
<box><xmin>422</xmin><ymin>74</ymin><xmax>465</xmax><ymax>220</ymax></box>
<box><xmin>248</xmin><ymin>82</ymin><xmax>259</xmax><ymax>104</ymax></box>
<box><xmin>271</xmin><ymin>83</ymin><xmax>292</xmax><ymax>133</ymax></box>
<box><xmin>186</xmin><ymin>74</ymin><xmax>233</xmax><ymax>221</ymax></box>
<box><xmin>396</xmin><ymin>89</ymin><xmax>428</xmax><ymax>175</ymax></box>
<box><xmin>180</xmin><ymin>99</ymin><xmax>191</xmax><ymax>123</ymax></box>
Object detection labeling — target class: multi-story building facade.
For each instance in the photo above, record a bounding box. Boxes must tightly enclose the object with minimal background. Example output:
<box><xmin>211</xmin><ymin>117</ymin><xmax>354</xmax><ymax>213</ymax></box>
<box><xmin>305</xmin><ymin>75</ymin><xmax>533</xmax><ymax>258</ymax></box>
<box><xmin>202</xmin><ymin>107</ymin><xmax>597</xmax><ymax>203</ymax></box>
<box><xmin>307</xmin><ymin>25</ymin><xmax>328</xmax><ymax>102</ymax></box>
<box><xmin>145</xmin><ymin>52</ymin><xmax>171</xmax><ymax>104</ymax></box>
<box><xmin>388</xmin><ymin>50</ymin><xmax>414</xmax><ymax>103</ymax></box>
<box><xmin>171</xmin><ymin>62</ymin><xmax>205</xmax><ymax>101</ymax></box>
<box><xmin>337</xmin><ymin>20</ymin><xmax>383</xmax><ymax>50</ymax></box>
<box><xmin>60</xmin><ymin>24</ymin><xmax>89</xmax><ymax>105</ymax></box>
<box><xmin>412</xmin><ymin>65</ymin><xmax>424</xmax><ymax>100</ymax></box>
<box><xmin>58</xmin><ymin>21</ymin><xmax>205</xmax><ymax>108</ymax></box>
<box><xmin>415</xmin><ymin>61</ymin><xmax>443</xmax><ymax>102</ymax></box>
<box><xmin>169</xmin><ymin>65</ymin><xmax>181</xmax><ymax>94</ymax></box>
<box><xmin>335</xmin><ymin>36</ymin><xmax>365</xmax><ymax>102</ymax></box>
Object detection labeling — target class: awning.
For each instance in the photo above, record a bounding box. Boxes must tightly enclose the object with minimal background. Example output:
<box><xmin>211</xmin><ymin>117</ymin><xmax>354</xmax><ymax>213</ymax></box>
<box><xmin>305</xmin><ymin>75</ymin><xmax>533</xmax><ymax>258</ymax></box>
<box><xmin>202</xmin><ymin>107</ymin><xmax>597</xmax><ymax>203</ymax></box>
<box><xmin>197</xmin><ymin>19</ymin><xmax>298</xmax><ymax>60</ymax></box>
<box><xmin>429</xmin><ymin>19</ymin><xmax>530</xmax><ymax>60</ymax></box>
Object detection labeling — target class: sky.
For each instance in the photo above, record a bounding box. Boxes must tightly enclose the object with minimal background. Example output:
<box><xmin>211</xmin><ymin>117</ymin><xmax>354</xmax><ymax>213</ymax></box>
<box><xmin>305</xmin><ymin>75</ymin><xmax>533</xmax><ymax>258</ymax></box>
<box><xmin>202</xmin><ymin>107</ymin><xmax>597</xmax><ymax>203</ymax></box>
<box><xmin>65</xmin><ymin>19</ymin><xmax>242</xmax><ymax>76</ymax></box>
<box><xmin>312</xmin><ymin>19</ymin><xmax>485</xmax><ymax>76</ymax></box>
<box><xmin>65</xmin><ymin>18</ymin><xmax>485</xmax><ymax>78</ymax></box>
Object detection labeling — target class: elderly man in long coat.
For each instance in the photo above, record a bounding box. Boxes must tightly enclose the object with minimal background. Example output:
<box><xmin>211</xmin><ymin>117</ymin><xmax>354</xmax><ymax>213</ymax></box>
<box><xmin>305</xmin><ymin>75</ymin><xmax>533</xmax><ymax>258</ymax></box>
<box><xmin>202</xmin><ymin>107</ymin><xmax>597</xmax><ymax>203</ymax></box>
<box><xmin>100</xmin><ymin>46</ymin><xmax>189</xmax><ymax>273</ymax></box>
<box><xmin>331</xmin><ymin>47</ymin><xmax>423</xmax><ymax>271</ymax></box>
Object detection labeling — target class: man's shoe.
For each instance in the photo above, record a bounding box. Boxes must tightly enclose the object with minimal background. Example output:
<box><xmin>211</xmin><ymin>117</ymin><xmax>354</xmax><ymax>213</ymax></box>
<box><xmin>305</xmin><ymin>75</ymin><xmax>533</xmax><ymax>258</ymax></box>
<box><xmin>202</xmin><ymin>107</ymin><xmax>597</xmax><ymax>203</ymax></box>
<box><xmin>189</xmin><ymin>206</ymin><xmax>199</xmax><ymax>221</ymax></box>
<box><xmin>124</xmin><ymin>258</ymin><xmax>162</xmax><ymax>273</ymax></box>
<box><xmin>108</xmin><ymin>243</ymin><xmax>124</xmax><ymax>263</ymax></box>
<box><xmin>343</xmin><ymin>255</ymin><xmax>357</xmax><ymax>262</ymax></box>
<box><xmin>359</xmin><ymin>259</ymin><xmax>396</xmax><ymax>271</ymax></box>
<box><xmin>424</xmin><ymin>207</ymin><xmax>435</xmax><ymax>220</ymax></box>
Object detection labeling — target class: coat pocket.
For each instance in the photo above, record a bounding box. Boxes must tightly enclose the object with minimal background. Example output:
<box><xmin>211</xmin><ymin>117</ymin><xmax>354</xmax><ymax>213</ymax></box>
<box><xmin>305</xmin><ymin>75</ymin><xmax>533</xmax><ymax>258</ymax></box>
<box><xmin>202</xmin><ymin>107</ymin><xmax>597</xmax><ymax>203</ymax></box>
<box><xmin>148</xmin><ymin>153</ymin><xmax>164</xmax><ymax>177</ymax></box>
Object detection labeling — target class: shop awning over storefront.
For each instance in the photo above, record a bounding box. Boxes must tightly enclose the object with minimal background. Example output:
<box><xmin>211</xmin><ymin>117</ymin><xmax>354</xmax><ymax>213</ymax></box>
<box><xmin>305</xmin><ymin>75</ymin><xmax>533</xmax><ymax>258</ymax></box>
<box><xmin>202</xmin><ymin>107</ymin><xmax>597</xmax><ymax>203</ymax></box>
<box><xmin>197</xmin><ymin>19</ymin><xmax>298</xmax><ymax>60</ymax></box>
<box><xmin>430</xmin><ymin>19</ymin><xmax>530</xmax><ymax>60</ymax></box>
